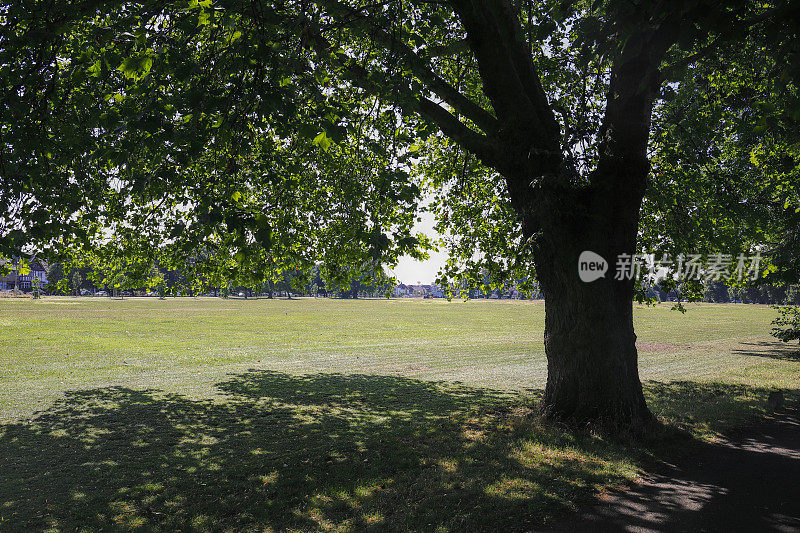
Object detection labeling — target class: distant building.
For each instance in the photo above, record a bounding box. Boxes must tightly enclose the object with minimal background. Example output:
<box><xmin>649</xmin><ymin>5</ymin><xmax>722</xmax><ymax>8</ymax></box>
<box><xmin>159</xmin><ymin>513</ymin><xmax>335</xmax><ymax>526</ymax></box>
<box><xmin>392</xmin><ymin>282</ymin><xmax>450</xmax><ymax>298</ymax></box>
<box><xmin>0</xmin><ymin>259</ymin><xmax>47</xmax><ymax>291</ymax></box>
<box><xmin>393</xmin><ymin>283</ymin><xmax>410</xmax><ymax>297</ymax></box>
<box><xmin>398</xmin><ymin>284</ymin><xmax>445</xmax><ymax>297</ymax></box>
<box><xmin>403</xmin><ymin>284</ymin><xmax>425</xmax><ymax>296</ymax></box>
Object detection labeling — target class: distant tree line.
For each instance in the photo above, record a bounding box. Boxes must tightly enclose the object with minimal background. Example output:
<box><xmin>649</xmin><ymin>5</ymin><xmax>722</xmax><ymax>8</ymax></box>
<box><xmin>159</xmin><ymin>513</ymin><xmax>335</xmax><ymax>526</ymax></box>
<box><xmin>37</xmin><ymin>259</ymin><xmax>800</xmax><ymax>306</ymax></box>
<box><xmin>643</xmin><ymin>281</ymin><xmax>800</xmax><ymax>305</ymax></box>
<box><xmin>41</xmin><ymin>260</ymin><xmax>394</xmax><ymax>299</ymax></box>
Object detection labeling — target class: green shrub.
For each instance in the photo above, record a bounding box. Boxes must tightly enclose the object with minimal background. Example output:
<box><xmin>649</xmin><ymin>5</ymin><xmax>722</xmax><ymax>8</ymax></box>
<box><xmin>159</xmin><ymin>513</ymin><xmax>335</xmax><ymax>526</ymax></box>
<box><xmin>771</xmin><ymin>306</ymin><xmax>800</xmax><ymax>344</ymax></box>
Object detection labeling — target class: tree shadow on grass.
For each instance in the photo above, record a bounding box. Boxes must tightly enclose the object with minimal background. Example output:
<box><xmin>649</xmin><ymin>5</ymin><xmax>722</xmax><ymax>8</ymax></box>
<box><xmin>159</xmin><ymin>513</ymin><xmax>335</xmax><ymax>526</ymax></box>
<box><xmin>2</xmin><ymin>373</ymin><xmax>794</xmax><ymax>532</ymax></box>
<box><xmin>732</xmin><ymin>340</ymin><xmax>800</xmax><ymax>362</ymax></box>
<box><xmin>0</xmin><ymin>372</ymin><xmax>632</xmax><ymax>532</ymax></box>
<box><xmin>645</xmin><ymin>380</ymin><xmax>799</xmax><ymax>439</ymax></box>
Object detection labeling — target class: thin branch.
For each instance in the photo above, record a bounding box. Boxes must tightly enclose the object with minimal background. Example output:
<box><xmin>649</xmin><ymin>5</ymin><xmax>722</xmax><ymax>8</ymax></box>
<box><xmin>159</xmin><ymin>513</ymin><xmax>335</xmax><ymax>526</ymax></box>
<box><xmin>659</xmin><ymin>36</ymin><xmax>721</xmax><ymax>81</ymax></box>
<box><xmin>315</xmin><ymin>0</ymin><xmax>498</xmax><ymax>134</ymax></box>
<box><xmin>306</xmin><ymin>22</ymin><xmax>500</xmax><ymax>168</ymax></box>
<box><xmin>660</xmin><ymin>2</ymin><xmax>790</xmax><ymax>80</ymax></box>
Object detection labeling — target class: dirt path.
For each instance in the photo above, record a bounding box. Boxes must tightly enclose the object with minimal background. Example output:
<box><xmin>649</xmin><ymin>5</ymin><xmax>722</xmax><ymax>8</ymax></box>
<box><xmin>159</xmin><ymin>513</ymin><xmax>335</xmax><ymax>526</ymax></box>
<box><xmin>545</xmin><ymin>409</ymin><xmax>800</xmax><ymax>532</ymax></box>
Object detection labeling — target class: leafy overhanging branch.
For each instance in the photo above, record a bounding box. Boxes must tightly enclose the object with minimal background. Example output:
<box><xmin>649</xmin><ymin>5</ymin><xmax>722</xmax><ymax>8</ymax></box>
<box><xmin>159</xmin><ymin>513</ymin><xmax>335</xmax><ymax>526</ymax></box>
<box><xmin>303</xmin><ymin>19</ymin><xmax>503</xmax><ymax>170</ymax></box>
<box><xmin>314</xmin><ymin>0</ymin><xmax>499</xmax><ymax>134</ymax></box>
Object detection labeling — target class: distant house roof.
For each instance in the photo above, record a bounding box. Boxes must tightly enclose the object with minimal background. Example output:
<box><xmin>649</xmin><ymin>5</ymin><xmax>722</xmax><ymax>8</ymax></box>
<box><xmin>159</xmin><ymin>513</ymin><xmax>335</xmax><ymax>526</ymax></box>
<box><xmin>0</xmin><ymin>258</ymin><xmax>47</xmax><ymax>284</ymax></box>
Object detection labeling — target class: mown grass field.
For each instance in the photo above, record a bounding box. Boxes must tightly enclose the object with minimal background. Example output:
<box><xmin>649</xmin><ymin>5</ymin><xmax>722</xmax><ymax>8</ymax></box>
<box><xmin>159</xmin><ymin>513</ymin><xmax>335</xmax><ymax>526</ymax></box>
<box><xmin>1</xmin><ymin>297</ymin><xmax>798</xmax><ymax>531</ymax></box>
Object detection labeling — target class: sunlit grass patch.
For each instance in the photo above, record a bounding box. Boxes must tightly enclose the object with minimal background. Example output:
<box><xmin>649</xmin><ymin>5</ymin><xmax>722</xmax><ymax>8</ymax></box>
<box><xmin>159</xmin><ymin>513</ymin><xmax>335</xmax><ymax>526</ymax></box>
<box><xmin>645</xmin><ymin>380</ymin><xmax>799</xmax><ymax>439</ymax></box>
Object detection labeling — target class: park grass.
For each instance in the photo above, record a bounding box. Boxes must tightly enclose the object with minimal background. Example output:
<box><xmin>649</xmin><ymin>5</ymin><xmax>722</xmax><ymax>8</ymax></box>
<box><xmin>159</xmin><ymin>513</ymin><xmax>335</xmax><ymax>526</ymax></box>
<box><xmin>0</xmin><ymin>297</ymin><xmax>798</xmax><ymax>531</ymax></box>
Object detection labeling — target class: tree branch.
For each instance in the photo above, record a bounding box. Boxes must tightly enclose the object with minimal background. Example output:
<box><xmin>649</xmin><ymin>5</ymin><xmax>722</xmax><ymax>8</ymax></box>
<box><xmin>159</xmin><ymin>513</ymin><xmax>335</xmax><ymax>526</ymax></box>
<box><xmin>595</xmin><ymin>22</ymin><xmax>678</xmax><ymax>192</ymax></box>
<box><xmin>417</xmin><ymin>97</ymin><xmax>499</xmax><ymax>162</ymax></box>
<box><xmin>660</xmin><ymin>2</ymin><xmax>793</xmax><ymax>81</ymax></box>
<box><xmin>448</xmin><ymin>0</ymin><xmax>560</xmax><ymax>151</ymax></box>
<box><xmin>315</xmin><ymin>0</ymin><xmax>499</xmax><ymax>134</ymax></box>
<box><xmin>660</xmin><ymin>36</ymin><xmax>721</xmax><ymax>81</ymax></box>
<box><xmin>306</xmin><ymin>23</ymin><xmax>501</xmax><ymax>169</ymax></box>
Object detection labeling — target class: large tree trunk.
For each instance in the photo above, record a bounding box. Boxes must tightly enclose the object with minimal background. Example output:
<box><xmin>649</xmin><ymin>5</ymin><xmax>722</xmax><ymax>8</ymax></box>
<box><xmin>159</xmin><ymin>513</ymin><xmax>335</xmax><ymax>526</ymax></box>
<box><xmin>537</xmin><ymin>244</ymin><xmax>652</xmax><ymax>431</ymax></box>
<box><xmin>529</xmin><ymin>164</ymin><xmax>654</xmax><ymax>432</ymax></box>
<box><xmin>502</xmin><ymin>26</ymin><xmax>667</xmax><ymax>433</ymax></box>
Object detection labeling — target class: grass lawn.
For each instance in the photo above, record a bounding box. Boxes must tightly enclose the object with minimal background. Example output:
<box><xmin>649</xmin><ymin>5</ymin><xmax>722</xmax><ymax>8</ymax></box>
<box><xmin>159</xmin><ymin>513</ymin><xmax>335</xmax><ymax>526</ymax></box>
<box><xmin>1</xmin><ymin>297</ymin><xmax>798</xmax><ymax>531</ymax></box>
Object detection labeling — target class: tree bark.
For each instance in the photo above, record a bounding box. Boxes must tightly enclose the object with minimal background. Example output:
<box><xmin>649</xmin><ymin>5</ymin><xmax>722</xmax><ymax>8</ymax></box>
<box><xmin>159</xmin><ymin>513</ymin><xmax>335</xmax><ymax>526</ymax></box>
<box><xmin>510</xmin><ymin>22</ymin><xmax>671</xmax><ymax>433</ymax></box>
<box><xmin>524</xmin><ymin>140</ymin><xmax>655</xmax><ymax>432</ymax></box>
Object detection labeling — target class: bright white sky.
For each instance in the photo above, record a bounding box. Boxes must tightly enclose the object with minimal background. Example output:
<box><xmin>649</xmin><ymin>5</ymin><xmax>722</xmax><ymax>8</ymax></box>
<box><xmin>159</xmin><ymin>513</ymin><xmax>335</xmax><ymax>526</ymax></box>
<box><xmin>388</xmin><ymin>208</ymin><xmax>448</xmax><ymax>284</ymax></box>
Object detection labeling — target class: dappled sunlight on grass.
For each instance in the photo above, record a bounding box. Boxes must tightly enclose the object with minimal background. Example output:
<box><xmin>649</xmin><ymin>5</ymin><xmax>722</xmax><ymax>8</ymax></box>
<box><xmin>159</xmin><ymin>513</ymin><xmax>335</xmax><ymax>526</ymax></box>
<box><xmin>0</xmin><ymin>373</ymin><xmax>642</xmax><ymax>532</ymax></box>
<box><xmin>2</xmin><ymin>300</ymin><xmax>798</xmax><ymax>529</ymax></box>
<box><xmin>1</xmin><ymin>372</ymin><xmax>787</xmax><ymax>530</ymax></box>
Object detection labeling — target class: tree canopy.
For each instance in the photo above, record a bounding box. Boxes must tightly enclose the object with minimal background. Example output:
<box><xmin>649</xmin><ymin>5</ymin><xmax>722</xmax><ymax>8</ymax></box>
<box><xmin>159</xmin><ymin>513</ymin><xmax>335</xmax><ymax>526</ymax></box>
<box><xmin>2</xmin><ymin>1</ymin><xmax>798</xmax><ymax>280</ymax></box>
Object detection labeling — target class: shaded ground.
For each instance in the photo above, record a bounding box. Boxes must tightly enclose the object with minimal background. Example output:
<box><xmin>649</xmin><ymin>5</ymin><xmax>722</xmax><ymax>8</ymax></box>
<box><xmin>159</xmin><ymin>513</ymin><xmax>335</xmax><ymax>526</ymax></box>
<box><xmin>2</xmin><ymin>370</ymin><xmax>797</xmax><ymax>531</ymax></box>
<box><xmin>734</xmin><ymin>341</ymin><xmax>800</xmax><ymax>362</ymax></box>
<box><xmin>546</xmin><ymin>408</ymin><xmax>800</xmax><ymax>532</ymax></box>
<box><xmin>0</xmin><ymin>372</ymin><xmax>639</xmax><ymax>532</ymax></box>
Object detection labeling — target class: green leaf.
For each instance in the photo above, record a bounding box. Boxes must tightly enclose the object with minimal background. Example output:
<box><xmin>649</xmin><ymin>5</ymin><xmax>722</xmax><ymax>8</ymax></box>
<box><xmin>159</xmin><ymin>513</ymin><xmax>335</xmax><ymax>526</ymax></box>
<box><xmin>117</xmin><ymin>53</ymin><xmax>153</xmax><ymax>80</ymax></box>
<box><xmin>88</xmin><ymin>60</ymin><xmax>102</xmax><ymax>77</ymax></box>
<box><xmin>326</xmin><ymin>124</ymin><xmax>347</xmax><ymax>143</ymax></box>
<box><xmin>298</xmin><ymin>123</ymin><xmax>318</xmax><ymax>139</ymax></box>
<box><xmin>312</xmin><ymin>132</ymin><xmax>332</xmax><ymax>151</ymax></box>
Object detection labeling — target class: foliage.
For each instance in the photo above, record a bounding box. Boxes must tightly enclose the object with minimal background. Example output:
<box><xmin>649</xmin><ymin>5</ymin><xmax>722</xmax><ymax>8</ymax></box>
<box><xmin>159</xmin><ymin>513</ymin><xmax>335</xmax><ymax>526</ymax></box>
<box><xmin>786</xmin><ymin>285</ymin><xmax>800</xmax><ymax>305</ymax></box>
<box><xmin>148</xmin><ymin>267</ymin><xmax>167</xmax><ymax>299</ymax></box>
<box><xmin>641</xmin><ymin>23</ymin><xmax>800</xmax><ymax>294</ymax></box>
<box><xmin>771</xmin><ymin>305</ymin><xmax>800</xmax><ymax>344</ymax></box>
<box><xmin>420</xmin><ymin>137</ymin><xmax>532</xmax><ymax>296</ymax></box>
<box><xmin>31</xmin><ymin>276</ymin><xmax>40</xmax><ymax>299</ymax></box>
<box><xmin>45</xmin><ymin>262</ymin><xmax>64</xmax><ymax>291</ymax></box>
<box><xmin>703</xmin><ymin>282</ymin><xmax>730</xmax><ymax>303</ymax></box>
<box><xmin>70</xmin><ymin>270</ymin><xmax>83</xmax><ymax>296</ymax></box>
<box><xmin>1</xmin><ymin>0</ymin><xmax>431</xmax><ymax>291</ymax></box>
<box><xmin>1</xmin><ymin>0</ymin><xmax>797</xmax><ymax>292</ymax></box>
